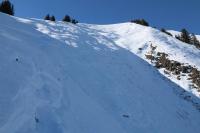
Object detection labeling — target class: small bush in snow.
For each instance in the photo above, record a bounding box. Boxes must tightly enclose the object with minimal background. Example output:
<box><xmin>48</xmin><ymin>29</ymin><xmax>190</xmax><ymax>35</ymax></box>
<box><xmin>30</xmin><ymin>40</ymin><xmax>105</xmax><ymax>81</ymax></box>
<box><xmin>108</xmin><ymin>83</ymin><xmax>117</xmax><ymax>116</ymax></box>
<box><xmin>161</xmin><ymin>28</ymin><xmax>172</xmax><ymax>36</ymax></box>
<box><xmin>71</xmin><ymin>19</ymin><xmax>78</xmax><ymax>24</ymax></box>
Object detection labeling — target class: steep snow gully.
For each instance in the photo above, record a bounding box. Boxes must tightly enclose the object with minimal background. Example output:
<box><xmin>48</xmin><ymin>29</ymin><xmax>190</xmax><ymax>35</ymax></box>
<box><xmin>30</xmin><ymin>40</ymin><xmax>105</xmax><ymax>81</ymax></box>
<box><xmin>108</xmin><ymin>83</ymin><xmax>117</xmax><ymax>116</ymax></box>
<box><xmin>0</xmin><ymin>13</ymin><xmax>200</xmax><ymax>133</ymax></box>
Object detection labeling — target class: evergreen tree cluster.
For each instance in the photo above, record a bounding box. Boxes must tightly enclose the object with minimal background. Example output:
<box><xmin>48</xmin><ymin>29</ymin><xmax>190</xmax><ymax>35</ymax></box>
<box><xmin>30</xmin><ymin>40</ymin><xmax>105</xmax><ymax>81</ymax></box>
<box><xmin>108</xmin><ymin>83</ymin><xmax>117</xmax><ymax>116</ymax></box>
<box><xmin>176</xmin><ymin>29</ymin><xmax>200</xmax><ymax>49</ymax></box>
<box><xmin>44</xmin><ymin>14</ymin><xmax>56</xmax><ymax>21</ymax></box>
<box><xmin>130</xmin><ymin>19</ymin><xmax>149</xmax><ymax>26</ymax></box>
<box><xmin>44</xmin><ymin>14</ymin><xmax>78</xmax><ymax>24</ymax></box>
<box><xmin>0</xmin><ymin>0</ymin><xmax>14</xmax><ymax>16</ymax></box>
<box><xmin>62</xmin><ymin>15</ymin><xmax>78</xmax><ymax>24</ymax></box>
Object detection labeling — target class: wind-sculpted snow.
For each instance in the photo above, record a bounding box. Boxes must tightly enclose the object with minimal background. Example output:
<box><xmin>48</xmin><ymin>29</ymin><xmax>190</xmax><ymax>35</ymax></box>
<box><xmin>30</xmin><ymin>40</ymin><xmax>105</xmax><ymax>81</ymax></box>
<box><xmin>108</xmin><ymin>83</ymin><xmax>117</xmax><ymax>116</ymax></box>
<box><xmin>0</xmin><ymin>13</ymin><xmax>200</xmax><ymax>133</ymax></box>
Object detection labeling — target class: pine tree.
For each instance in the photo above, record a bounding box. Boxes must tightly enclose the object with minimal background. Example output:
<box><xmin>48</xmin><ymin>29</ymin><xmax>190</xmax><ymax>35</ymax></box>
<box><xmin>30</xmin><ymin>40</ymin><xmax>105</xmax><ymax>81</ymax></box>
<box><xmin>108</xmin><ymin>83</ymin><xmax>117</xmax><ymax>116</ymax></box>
<box><xmin>50</xmin><ymin>15</ymin><xmax>56</xmax><ymax>21</ymax></box>
<box><xmin>191</xmin><ymin>33</ymin><xmax>200</xmax><ymax>48</ymax></box>
<box><xmin>62</xmin><ymin>15</ymin><xmax>71</xmax><ymax>22</ymax></box>
<box><xmin>180</xmin><ymin>29</ymin><xmax>191</xmax><ymax>44</ymax></box>
<box><xmin>0</xmin><ymin>0</ymin><xmax>14</xmax><ymax>16</ymax></box>
<box><xmin>44</xmin><ymin>14</ymin><xmax>50</xmax><ymax>20</ymax></box>
<box><xmin>141</xmin><ymin>19</ymin><xmax>149</xmax><ymax>26</ymax></box>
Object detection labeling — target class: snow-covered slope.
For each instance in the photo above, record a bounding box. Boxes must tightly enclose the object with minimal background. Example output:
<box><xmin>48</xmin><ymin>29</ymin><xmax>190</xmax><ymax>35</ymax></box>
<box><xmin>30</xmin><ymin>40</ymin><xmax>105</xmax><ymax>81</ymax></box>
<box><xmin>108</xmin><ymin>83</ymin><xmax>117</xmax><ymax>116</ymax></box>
<box><xmin>0</xmin><ymin>13</ymin><xmax>200</xmax><ymax>133</ymax></box>
<box><xmin>91</xmin><ymin>24</ymin><xmax>200</xmax><ymax>97</ymax></box>
<box><xmin>35</xmin><ymin>19</ymin><xmax>200</xmax><ymax>97</ymax></box>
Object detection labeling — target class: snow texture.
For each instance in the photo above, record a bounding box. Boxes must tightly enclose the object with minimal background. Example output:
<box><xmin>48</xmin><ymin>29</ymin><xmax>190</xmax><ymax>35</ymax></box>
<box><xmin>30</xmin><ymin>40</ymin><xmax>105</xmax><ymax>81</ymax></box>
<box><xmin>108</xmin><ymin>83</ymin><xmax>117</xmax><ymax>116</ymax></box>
<box><xmin>0</xmin><ymin>13</ymin><xmax>200</xmax><ymax>133</ymax></box>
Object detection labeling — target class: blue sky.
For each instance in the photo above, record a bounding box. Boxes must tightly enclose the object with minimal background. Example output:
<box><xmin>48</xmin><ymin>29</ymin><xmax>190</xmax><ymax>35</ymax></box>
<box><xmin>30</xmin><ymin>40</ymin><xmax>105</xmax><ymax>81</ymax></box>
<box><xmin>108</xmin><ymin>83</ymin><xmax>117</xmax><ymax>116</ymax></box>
<box><xmin>11</xmin><ymin>0</ymin><xmax>200</xmax><ymax>33</ymax></box>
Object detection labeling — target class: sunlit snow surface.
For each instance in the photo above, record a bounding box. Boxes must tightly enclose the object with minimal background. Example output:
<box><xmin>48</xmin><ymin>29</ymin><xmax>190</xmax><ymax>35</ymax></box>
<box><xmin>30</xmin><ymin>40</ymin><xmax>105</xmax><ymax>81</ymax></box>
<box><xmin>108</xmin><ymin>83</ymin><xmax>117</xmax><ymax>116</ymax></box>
<box><xmin>0</xmin><ymin>13</ymin><xmax>200</xmax><ymax>133</ymax></box>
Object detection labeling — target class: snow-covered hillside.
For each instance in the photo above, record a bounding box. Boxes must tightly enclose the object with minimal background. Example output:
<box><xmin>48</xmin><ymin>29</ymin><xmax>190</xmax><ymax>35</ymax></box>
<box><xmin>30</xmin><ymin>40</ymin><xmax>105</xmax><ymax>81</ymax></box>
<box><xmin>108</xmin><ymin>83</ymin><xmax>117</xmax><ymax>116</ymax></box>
<box><xmin>91</xmin><ymin>24</ymin><xmax>200</xmax><ymax>97</ymax></box>
<box><xmin>0</xmin><ymin>13</ymin><xmax>200</xmax><ymax>133</ymax></box>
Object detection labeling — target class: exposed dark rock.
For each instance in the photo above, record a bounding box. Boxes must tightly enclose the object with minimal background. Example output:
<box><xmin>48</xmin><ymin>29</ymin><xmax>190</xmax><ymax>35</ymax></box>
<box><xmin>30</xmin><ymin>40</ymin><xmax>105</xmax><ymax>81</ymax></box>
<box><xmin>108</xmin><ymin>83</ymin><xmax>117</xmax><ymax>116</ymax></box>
<box><xmin>145</xmin><ymin>49</ymin><xmax>200</xmax><ymax>91</ymax></box>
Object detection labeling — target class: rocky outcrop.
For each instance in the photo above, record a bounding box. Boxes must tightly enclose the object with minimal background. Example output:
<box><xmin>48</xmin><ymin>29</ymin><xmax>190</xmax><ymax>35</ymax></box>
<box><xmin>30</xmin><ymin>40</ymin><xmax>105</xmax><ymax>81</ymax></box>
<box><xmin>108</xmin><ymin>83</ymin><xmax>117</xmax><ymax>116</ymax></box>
<box><xmin>145</xmin><ymin>50</ymin><xmax>200</xmax><ymax>92</ymax></box>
